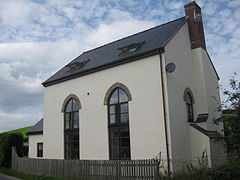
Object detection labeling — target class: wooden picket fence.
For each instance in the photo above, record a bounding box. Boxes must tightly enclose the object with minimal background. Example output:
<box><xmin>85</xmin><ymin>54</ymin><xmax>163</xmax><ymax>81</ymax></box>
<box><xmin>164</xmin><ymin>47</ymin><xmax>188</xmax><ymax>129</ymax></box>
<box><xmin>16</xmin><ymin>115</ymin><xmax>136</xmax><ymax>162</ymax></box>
<box><xmin>11</xmin><ymin>148</ymin><xmax>160</xmax><ymax>179</ymax></box>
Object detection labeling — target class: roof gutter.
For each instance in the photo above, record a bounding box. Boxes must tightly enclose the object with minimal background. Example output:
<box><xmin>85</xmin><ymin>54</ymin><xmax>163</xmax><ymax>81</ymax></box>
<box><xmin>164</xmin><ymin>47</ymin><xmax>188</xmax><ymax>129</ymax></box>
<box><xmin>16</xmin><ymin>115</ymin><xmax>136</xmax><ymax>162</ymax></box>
<box><xmin>158</xmin><ymin>51</ymin><xmax>171</xmax><ymax>175</ymax></box>
<box><xmin>42</xmin><ymin>48</ymin><xmax>165</xmax><ymax>87</ymax></box>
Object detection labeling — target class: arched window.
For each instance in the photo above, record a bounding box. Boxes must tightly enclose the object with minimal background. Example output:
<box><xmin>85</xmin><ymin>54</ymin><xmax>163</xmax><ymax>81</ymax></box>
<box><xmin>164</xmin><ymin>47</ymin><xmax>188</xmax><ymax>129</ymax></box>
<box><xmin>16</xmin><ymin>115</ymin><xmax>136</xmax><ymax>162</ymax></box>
<box><xmin>185</xmin><ymin>92</ymin><xmax>194</xmax><ymax>122</ymax></box>
<box><xmin>64</xmin><ymin>98</ymin><xmax>80</xmax><ymax>159</ymax></box>
<box><xmin>108</xmin><ymin>88</ymin><xmax>131</xmax><ymax>160</ymax></box>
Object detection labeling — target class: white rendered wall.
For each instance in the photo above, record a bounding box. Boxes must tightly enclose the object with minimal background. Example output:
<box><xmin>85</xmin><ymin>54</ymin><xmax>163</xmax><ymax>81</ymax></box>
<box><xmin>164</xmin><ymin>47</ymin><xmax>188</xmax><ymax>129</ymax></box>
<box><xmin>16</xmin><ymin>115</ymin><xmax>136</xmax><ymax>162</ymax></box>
<box><xmin>191</xmin><ymin>49</ymin><xmax>209</xmax><ymax>119</ymax></box>
<box><xmin>163</xmin><ymin>22</ymin><xmax>224</xmax><ymax>171</ymax></box>
<box><xmin>164</xmin><ymin>22</ymin><xmax>199</xmax><ymax>171</ymax></box>
<box><xmin>191</xmin><ymin>49</ymin><xmax>221</xmax><ymax>129</ymax></box>
<box><xmin>28</xmin><ymin>134</ymin><xmax>43</xmax><ymax>158</ymax></box>
<box><xmin>192</xmin><ymin>48</ymin><xmax>226</xmax><ymax>165</ymax></box>
<box><xmin>43</xmin><ymin>55</ymin><xmax>167</xmax><ymax>160</ymax></box>
<box><xmin>196</xmin><ymin>49</ymin><xmax>222</xmax><ymax>130</ymax></box>
<box><xmin>164</xmin><ymin>22</ymin><xmax>224</xmax><ymax>171</ymax></box>
<box><xmin>189</xmin><ymin>127</ymin><xmax>210</xmax><ymax>166</ymax></box>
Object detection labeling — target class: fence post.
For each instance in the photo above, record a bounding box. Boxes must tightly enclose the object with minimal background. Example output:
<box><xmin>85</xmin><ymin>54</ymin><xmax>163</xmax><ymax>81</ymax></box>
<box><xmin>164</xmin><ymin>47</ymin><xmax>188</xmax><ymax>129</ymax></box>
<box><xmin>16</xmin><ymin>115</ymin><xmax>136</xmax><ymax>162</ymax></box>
<box><xmin>11</xmin><ymin>146</ymin><xmax>17</xmax><ymax>170</ymax></box>
<box><xmin>115</xmin><ymin>160</ymin><xmax>121</xmax><ymax>180</ymax></box>
<box><xmin>155</xmin><ymin>160</ymin><xmax>160</xmax><ymax>180</ymax></box>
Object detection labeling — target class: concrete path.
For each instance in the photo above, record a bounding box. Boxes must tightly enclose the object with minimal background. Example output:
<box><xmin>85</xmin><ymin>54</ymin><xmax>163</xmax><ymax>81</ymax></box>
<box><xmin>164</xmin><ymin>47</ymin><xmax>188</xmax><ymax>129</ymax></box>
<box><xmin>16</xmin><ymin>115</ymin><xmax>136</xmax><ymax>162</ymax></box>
<box><xmin>0</xmin><ymin>173</ymin><xmax>21</xmax><ymax>180</ymax></box>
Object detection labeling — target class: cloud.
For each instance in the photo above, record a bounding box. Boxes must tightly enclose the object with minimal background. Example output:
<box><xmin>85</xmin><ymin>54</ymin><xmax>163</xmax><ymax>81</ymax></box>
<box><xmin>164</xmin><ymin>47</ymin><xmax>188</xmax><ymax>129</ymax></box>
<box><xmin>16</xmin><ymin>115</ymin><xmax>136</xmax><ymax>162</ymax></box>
<box><xmin>228</xmin><ymin>0</ymin><xmax>240</xmax><ymax>8</ymax></box>
<box><xmin>0</xmin><ymin>0</ymin><xmax>30</xmax><ymax>27</ymax></box>
<box><xmin>0</xmin><ymin>109</ymin><xmax>42</xmax><ymax>133</ymax></box>
<box><xmin>0</xmin><ymin>0</ymin><xmax>239</xmax><ymax>132</ymax></box>
<box><xmin>85</xmin><ymin>20</ymin><xmax>156</xmax><ymax>47</ymax></box>
<box><xmin>0</xmin><ymin>41</ymin><xmax>87</xmax><ymax>113</ymax></box>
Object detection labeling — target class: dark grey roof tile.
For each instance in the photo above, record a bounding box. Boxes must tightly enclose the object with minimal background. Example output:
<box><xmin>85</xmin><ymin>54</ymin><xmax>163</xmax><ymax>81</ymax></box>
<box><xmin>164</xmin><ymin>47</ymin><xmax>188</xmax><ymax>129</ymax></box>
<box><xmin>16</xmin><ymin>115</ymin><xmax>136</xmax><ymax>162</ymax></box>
<box><xmin>28</xmin><ymin>118</ymin><xmax>43</xmax><ymax>135</ymax></box>
<box><xmin>43</xmin><ymin>17</ymin><xmax>186</xmax><ymax>87</ymax></box>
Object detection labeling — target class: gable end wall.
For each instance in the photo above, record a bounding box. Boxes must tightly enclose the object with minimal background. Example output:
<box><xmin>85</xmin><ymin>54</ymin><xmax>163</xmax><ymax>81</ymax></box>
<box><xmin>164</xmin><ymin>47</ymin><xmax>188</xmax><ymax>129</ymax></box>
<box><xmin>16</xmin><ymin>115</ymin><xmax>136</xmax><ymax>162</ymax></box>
<box><xmin>164</xmin><ymin>22</ymin><xmax>211</xmax><ymax>171</ymax></box>
<box><xmin>43</xmin><ymin>54</ymin><xmax>168</xmax><ymax>161</ymax></box>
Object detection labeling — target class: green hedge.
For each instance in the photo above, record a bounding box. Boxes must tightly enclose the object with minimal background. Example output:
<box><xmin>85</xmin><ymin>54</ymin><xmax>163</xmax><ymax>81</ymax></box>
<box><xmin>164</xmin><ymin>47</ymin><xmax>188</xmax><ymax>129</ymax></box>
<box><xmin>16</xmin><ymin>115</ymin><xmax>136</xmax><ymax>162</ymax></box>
<box><xmin>158</xmin><ymin>160</ymin><xmax>240</xmax><ymax>180</ymax></box>
<box><xmin>206</xmin><ymin>161</ymin><xmax>240</xmax><ymax>180</ymax></box>
<box><xmin>0</xmin><ymin>133</ymin><xmax>24</xmax><ymax>168</ymax></box>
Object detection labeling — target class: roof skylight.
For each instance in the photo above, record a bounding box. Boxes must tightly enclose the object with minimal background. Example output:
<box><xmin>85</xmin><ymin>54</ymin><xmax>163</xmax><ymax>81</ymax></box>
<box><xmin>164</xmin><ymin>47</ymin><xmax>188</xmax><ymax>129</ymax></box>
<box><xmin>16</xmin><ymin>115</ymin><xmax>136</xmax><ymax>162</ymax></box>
<box><xmin>66</xmin><ymin>59</ymin><xmax>90</xmax><ymax>72</ymax></box>
<box><xmin>118</xmin><ymin>41</ymin><xmax>145</xmax><ymax>55</ymax></box>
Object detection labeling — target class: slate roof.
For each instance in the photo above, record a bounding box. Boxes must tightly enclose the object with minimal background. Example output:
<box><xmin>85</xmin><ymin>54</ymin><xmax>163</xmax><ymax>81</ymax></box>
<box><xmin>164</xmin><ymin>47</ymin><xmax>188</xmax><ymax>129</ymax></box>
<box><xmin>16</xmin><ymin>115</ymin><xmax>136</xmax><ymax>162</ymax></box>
<box><xmin>27</xmin><ymin>118</ymin><xmax>43</xmax><ymax>135</ymax></box>
<box><xmin>42</xmin><ymin>17</ymin><xmax>186</xmax><ymax>87</ymax></box>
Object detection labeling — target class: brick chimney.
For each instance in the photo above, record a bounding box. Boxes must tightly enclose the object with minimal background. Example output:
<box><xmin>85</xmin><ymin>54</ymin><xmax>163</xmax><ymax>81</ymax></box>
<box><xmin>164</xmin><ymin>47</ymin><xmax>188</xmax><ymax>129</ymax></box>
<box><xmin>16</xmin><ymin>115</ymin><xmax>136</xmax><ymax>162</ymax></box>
<box><xmin>184</xmin><ymin>1</ymin><xmax>206</xmax><ymax>50</ymax></box>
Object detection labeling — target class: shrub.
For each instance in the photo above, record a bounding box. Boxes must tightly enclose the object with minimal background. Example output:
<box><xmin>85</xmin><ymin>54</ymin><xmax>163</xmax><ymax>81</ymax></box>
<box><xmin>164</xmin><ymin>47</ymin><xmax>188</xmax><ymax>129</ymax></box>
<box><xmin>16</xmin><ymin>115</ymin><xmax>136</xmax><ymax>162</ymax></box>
<box><xmin>0</xmin><ymin>133</ymin><xmax>24</xmax><ymax>168</ymax></box>
<box><xmin>157</xmin><ymin>160</ymin><xmax>240</xmax><ymax>180</ymax></box>
<box><xmin>207</xmin><ymin>160</ymin><xmax>240</xmax><ymax>180</ymax></box>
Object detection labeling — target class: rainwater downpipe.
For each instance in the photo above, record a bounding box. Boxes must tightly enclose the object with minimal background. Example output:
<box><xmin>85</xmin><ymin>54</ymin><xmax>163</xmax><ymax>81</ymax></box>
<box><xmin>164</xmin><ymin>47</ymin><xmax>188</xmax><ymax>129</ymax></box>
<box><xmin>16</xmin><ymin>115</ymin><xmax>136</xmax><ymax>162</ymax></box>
<box><xmin>158</xmin><ymin>50</ymin><xmax>171</xmax><ymax>175</ymax></box>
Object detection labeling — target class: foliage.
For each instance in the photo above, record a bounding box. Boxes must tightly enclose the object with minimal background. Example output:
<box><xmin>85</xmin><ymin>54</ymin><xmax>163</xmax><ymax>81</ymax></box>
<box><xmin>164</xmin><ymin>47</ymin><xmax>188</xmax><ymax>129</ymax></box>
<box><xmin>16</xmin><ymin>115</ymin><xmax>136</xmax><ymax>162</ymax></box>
<box><xmin>157</xmin><ymin>160</ymin><xmax>240</xmax><ymax>180</ymax></box>
<box><xmin>215</xmin><ymin>73</ymin><xmax>240</xmax><ymax>159</ymax></box>
<box><xmin>221</xmin><ymin>73</ymin><xmax>240</xmax><ymax>112</ymax></box>
<box><xmin>0</xmin><ymin>126</ymin><xmax>32</xmax><ymax>139</ymax></box>
<box><xmin>207</xmin><ymin>160</ymin><xmax>240</xmax><ymax>180</ymax></box>
<box><xmin>0</xmin><ymin>167</ymin><xmax>63</xmax><ymax>180</ymax></box>
<box><xmin>0</xmin><ymin>133</ymin><xmax>24</xmax><ymax>168</ymax></box>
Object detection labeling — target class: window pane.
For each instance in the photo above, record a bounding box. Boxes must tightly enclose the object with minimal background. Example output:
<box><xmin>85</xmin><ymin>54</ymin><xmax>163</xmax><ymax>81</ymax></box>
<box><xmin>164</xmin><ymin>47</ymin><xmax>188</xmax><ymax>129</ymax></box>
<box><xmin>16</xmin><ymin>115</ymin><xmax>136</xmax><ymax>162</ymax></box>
<box><xmin>111</xmin><ymin>149</ymin><xmax>119</xmax><ymax>160</ymax></box>
<box><xmin>66</xmin><ymin>150</ymin><xmax>70</xmax><ymax>159</ymax></box>
<box><xmin>120</xmin><ymin>148</ymin><xmax>130</xmax><ymax>159</ymax></box>
<box><xmin>65</xmin><ymin>134</ymin><xmax>69</xmax><ymax>140</ymax></box>
<box><xmin>39</xmin><ymin>143</ymin><xmax>43</xmax><ymax>150</ymax></box>
<box><xmin>189</xmin><ymin>105</ymin><xmax>193</xmax><ymax>114</ymax></box>
<box><xmin>109</xmin><ymin>128</ymin><xmax>119</xmax><ymax>138</ymax></box>
<box><xmin>120</xmin><ymin>113</ymin><xmax>129</xmax><ymax>123</ymax></box>
<box><xmin>73</xmin><ymin>112</ymin><xmax>79</xmax><ymax>128</ymax></box>
<box><xmin>37</xmin><ymin>143</ymin><xmax>43</xmax><ymax>157</ymax></box>
<box><xmin>73</xmin><ymin>142</ymin><xmax>79</xmax><ymax>150</ymax></box>
<box><xmin>109</xmin><ymin>89</ymin><xmax>118</xmax><ymax>104</ymax></box>
<box><xmin>65</xmin><ymin>133</ymin><xmax>79</xmax><ymax>159</ymax></box>
<box><xmin>72</xmin><ymin>99</ymin><xmax>80</xmax><ymax>111</ymax></box>
<box><xmin>110</xmin><ymin>115</ymin><xmax>116</xmax><ymax>124</ymax></box>
<box><xmin>109</xmin><ymin>105</ymin><xmax>115</xmax><ymax>115</ymax></box>
<box><xmin>73</xmin><ymin>150</ymin><xmax>79</xmax><ymax>158</ymax></box>
<box><xmin>65</xmin><ymin>120</ymin><xmax>70</xmax><ymax>129</ymax></box>
<box><xmin>120</xmin><ymin>128</ymin><xmax>129</xmax><ymax>137</ymax></box>
<box><xmin>110</xmin><ymin>138</ymin><xmax>119</xmax><ymax>148</ymax></box>
<box><xmin>65</xmin><ymin>113</ymin><xmax>70</xmax><ymax>121</ymax></box>
<box><xmin>65</xmin><ymin>143</ymin><xmax>69</xmax><ymax>151</ymax></box>
<box><xmin>120</xmin><ymin>138</ymin><xmax>130</xmax><ymax>148</ymax></box>
<box><xmin>187</xmin><ymin>104</ymin><xmax>194</xmax><ymax>122</ymax></box>
<box><xmin>73</xmin><ymin>119</ymin><xmax>79</xmax><ymax>129</ymax></box>
<box><xmin>185</xmin><ymin>93</ymin><xmax>192</xmax><ymax>104</ymax></box>
<box><xmin>119</xmin><ymin>89</ymin><xmax>128</xmax><ymax>103</ymax></box>
<box><xmin>65</xmin><ymin>113</ymin><xmax>70</xmax><ymax>129</ymax></box>
<box><xmin>65</xmin><ymin>100</ymin><xmax>73</xmax><ymax>112</ymax></box>
<box><xmin>73</xmin><ymin>135</ymin><xmax>79</xmax><ymax>141</ymax></box>
<box><xmin>120</xmin><ymin>103</ymin><xmax>128</xmax><ymax>113</ymax></box>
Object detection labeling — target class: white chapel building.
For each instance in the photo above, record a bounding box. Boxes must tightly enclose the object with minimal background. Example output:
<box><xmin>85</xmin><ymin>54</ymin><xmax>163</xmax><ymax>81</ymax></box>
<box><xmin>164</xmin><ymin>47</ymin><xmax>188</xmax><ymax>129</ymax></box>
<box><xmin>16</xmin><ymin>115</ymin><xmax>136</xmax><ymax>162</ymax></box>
<box><xmin>28</xmin><ymin>1</ymin><xmax>226</xmax><ymax>172</ymax></box>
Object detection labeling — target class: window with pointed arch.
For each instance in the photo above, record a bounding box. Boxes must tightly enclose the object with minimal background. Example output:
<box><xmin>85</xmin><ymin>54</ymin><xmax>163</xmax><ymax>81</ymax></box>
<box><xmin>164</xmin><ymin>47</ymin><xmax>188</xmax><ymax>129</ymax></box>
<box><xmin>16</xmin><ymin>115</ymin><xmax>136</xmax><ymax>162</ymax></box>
<box><xmin>64</xmin><ymin>98</ymin><xmax>80</xmax><ymax>159</ymax></box>
<box><xmin>185</xmin><ymin>92</ymin><xmax>194</xmax><ymax>122</ymax></box>
<box><xmin>108</xmin><ymin>88</ymin><xmax>131</xmax><ymax>160</ymax></box>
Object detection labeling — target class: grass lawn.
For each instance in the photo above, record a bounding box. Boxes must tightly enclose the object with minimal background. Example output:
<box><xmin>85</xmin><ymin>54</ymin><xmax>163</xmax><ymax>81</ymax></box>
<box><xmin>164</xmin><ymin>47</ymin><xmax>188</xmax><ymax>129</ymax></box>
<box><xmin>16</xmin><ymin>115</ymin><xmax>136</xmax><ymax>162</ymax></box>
<box><xmin>0</xmin><ymin>126</ymin><xmax>32</xmax><ymax>139</ymax></box>
<box><xmin>0</xmin><ymin>168</ymin><xmax>63</xmax><ymax>180</ymax></box>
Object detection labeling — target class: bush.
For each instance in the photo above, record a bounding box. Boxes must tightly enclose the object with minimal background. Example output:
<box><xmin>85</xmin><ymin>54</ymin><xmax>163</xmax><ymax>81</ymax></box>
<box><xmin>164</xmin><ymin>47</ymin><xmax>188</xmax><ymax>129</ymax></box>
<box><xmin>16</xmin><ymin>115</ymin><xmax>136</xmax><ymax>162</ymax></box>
<box><xmin>207</xmin><ymin>160</ymin><xmax>240</xmax><ymax>180</ymax></box>
<box><xmin>0</xmin><ymin>133</ymin><xmax>24</xmax><ymax>168</ymax></box>
<box><xmin>157</xmin><ymin>160</ymin><xmax>240</xmax><ymax>180</ymax></box>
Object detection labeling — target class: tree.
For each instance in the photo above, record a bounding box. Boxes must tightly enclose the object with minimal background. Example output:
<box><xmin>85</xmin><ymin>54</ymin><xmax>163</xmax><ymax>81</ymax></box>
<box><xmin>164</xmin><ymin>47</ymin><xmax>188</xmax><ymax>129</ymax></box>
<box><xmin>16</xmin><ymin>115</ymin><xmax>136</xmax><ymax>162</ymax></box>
<box><xmin>216</xmin><ymin>73</ymin><xmax>240</xmax><ymax>160</ymax></box>
<box><xmin>0</xmin><ymin>133</ymin><xmax>24</xmax><ymax>168</ymax></box>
